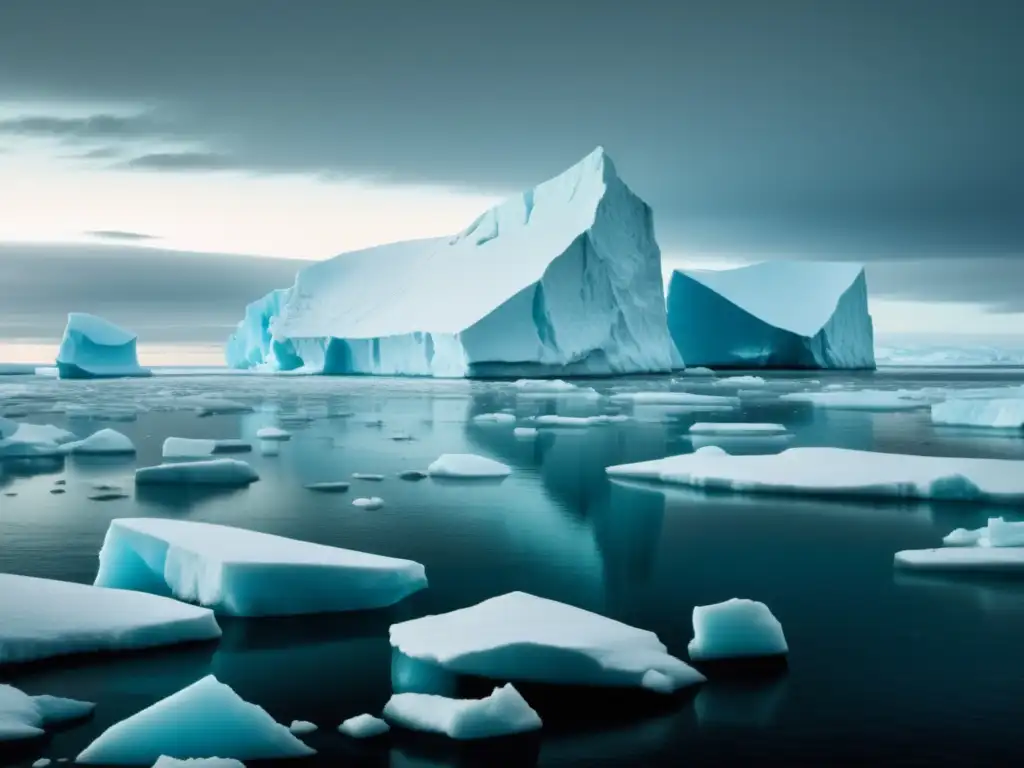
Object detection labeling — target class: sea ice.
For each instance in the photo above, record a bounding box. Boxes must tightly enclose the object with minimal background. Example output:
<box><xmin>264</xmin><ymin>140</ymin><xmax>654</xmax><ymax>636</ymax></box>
<box><xmin>151</xmin><ymin>759</ymin><xmax>245</xmax><ymax>768</ymax></box>
<box><xmin>666</xmin><ymin>262</ymin><xmax>875</xmax><ymax>369</ymax></box>
<box><xmin>716</xmin><ymin>375</ymin><xmax>767</xmax><ymax>386</ymax></box>
<box><xmin>389</xmin><ymin>591</ymin><xmax>705</xmax><ymax>692</ymax></box>
<box><xmin>0</xmin><ymin>684</ymin><xmax>95</xmax><ymax>742</ymax></box>
<box><xmin>513</xmin><ymin>378</ymin><xmax>578</xmax><ymax>392</ymax></box>
<box><xmin>688</xmin><ymin>599</ymin><xmax>788</xmax><ymax>661</ymax></box>
<box><xmin>305</xmin><ymin>481</ymin><xmax>350</xmax><ymax>492</ymax></box>
<box><xmin>255</xmin><ymin>426</ymin><xmax>291</xmax><ymax>441</ymax></box>
<box><xmin>337</xmin><ymin>713</ymin><xmax>390</xmax><ymax>739</ymax></box>
<box><xmin>472</xmin><ymin>412</ymin><xmax>516</xmax><ymax>424</ymax></box>
<box><xmin>894</xmin><ymin>548</ymin><xmax>1024</xmax><ymax>572</ymax></box>
<box><xmin>94</xmin><ymin>518</ymin><xmax>427</xmax><ymax>616</ymax></box>
<box><xmin>427</xmin><ymin>453</ymin><xmax>512</xmax><ymax>478</ymax></box>
<box><xmin>60</xmin><ymin>428</ymin><xmax>136</xmax><ymax>455</ymax></box>
<box><xmin>609</xmin><ymin>391</ymin><xmax>738</xmax><ymax>406</ymax></box>
<box><xmin>780</xmin><ymin>390</ymin><xmax>930</xmax><ymax>411</ymax></box>
<box><xmin>135</xmin><ymin>459</ymin><xmax>259</xmax><ymax>487</ymax></box>
<box><xmin>56</xmin><ymin>313</ymin><xmax>151</xmax><ymax>379</ymax></box>
<box><xmin>688</xmin><ymin>423</ymin><xmax>787</xmax><ymax>436</ymax></box>
<box><xmin>513</xmin><ymin>427</ymin><xmax>538</xmax><ymax>439</ymax></box>
<box><xmin>288</xmin><ymin>720</ymin><xmax>316</xmax><ymax>735</ymax></box>
<box><xmin>162</xmin><ymin>438</ymin><xmax>252</xmax><ymax>460</ymax></box>
<box><xmin>0</xmin><ymin>573</ymin><xmax>220</xmax><ymax>665</ymax></box>
<box><xmin>942</xmin><ymin>517</ymin><xmax>1024</xmax><ymax>548</ymax></box>
<box><xmin>383</xmin><ymin>684</ymin><xmax>542</xmax><ymax>740</ymax></box>
<box><xmin>606</xmin><ymin>446</ymin><xmax>1024</xmax><ymax>504</ymax></box>
<box><xmin>931</xmin><ymin>398</ymin><xmax>1024</xmax><ymax>429</ymax></box>
<box><xmin>533</xmin><ymin>414</ymin><xmax>627</xmax><ymax>427</ymax></box>
<box><xmin>225</xmin><ymin>148</ymin><xmax>680</xmax><ymax>378</ymax></box>
<box><xmin>75</xmin><ymin>676</ymin><xmax>315</xmax><ymax>764</ymax></box>
<box><xmin>352</xmin><ymin>497</ymin><xmax>384</xmax><ymax>510</ymax></box>
<box><xmin>352</xmin><ymin>473</ymin><xmax>385</xmax><ymax>481</ymax></box>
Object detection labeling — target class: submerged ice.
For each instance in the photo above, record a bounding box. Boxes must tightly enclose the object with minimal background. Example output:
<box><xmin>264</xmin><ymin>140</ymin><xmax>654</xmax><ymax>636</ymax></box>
<box><xmin>667</xmin><ymin>262</ymin><xmax>875</xmax><ymax>369</ymax></box>
<box><xmin>225</xmin><ymin>147</ymin><xmax>680</xmax><ymax>377</ymax></box>
<box><xmin>56</xmin><ymin>313</ymin><xmax>150</xmax><ymax>379</ymax></box>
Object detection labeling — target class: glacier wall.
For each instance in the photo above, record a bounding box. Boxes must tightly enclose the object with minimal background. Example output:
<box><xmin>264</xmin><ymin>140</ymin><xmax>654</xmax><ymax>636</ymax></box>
<box><xmin>666</xmin><ymin>263</ymin><xmax>875</xmax><ymax>369</ymax></box>
<box><xmin>225</xmin><ymin>147</ymin><xmax>680</xmax><ymax>377</ymax></box>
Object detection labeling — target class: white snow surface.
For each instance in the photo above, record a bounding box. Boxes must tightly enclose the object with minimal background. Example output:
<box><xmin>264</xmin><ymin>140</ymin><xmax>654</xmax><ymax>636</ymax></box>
<box><xmin>0</xmin><ymin>685</ymin><xmax>95</xmax><ymax>742</ymax></box>
<box><xmin>76</xmin><ymin>676</ymin><xmax>314</xmax><ymax>764</ymax></box>
<box><xmin>225</xmin><ymin>147</ymin><xmax>680</xmax><ymax>377</ymax></box>
<box><xmin>606</xmin><ymin>446</ymin><xmax>1024</xmax><ymax>504</ymax></box>
<box><xmin>943</xmin><ymin>517</ymin><xmax>1024</xmax><ymax>548</ymax></box>
<box><xmin>135</xmin><ymin>459</ymin><xmax>259</xmax><ymax>487</ymax></box>
<box><xmin>0</xmin><ymin>573</ymin><xmax>221</xmax><ymax>665</ymax></box>
<box><xmin>383</xmin><ymin>684</ymin><xmax>542</xmax><ymax>740</ymax></box>
<box><xmin>288</xmin><ymin>720</ymin><xmax>316</xmax><ymax>735</ymax></box>
<box><xmin>61</xmin><ymin>428</ymin><xmax>136</xmax><ymax>455</ymax></box>
<box><xmin>94</xmin><ymin>518</ymin><xmax>427</xmax><ymax>617</ymax></box>
<box><xmin>688</xmin><ymin>599</ymin><xmax>788</xmax><ymax>661</ymax></box>
<box><xmin>337</xmin><ymin>714</ymin><xmax>390</xmax><ymax>739</ymax></box>
<box><xmin>389</xmin><ymin>591</ymin><xmax>705</xmax><ymax>693</ymax></box>
<box><xmin>688</xmin><ymin>423</ymin><xmax>787</xmax><ymax>436</ymax></box>
<box><xmin>894</xmin><ymin>547</ymin><xmax>1024</xmax><ymax>572</ymax></box>
<box><xmin>162</xmin><ymin>438</ymin><xmax>250</xmax><ymax>459</ymax></box>
<box><xmin>352</xmin><ymin>497</ymin><xmax>384</xmax><ymax>509</ymax></box>
<box><xmin>931</xmin><ymin>398</ymin><xmax>1024</xmax><ymax>429</ymax></box>
<box><xmin>56</xmin><ymin>313</ymin><xmax>149</xmax><ymax>378</ymax></box>
<box><xmin>255</xmin><ymin>426</ymin><xmax>291</xmax><ymax>441</ymax></box>
<box><xmin>427</xmin><ymin>453</ymin><xmax>511</xmax><ymax>478</ymax></box>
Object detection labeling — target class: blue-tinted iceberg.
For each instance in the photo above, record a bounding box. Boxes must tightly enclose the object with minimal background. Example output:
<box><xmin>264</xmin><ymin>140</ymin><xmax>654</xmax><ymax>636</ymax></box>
<box><xmin>94</xmin><ymin>518</ymin><xmax>427</xmax><ymax>616</ymax></box>
<box><xmin>56</xmin><ymin>313</ymin><xmax>151</xmax><ymax>379</ymax></box>
<box><xmin>383</xmin><ymin>684</ymin><xmax>542</xmax><ymax>740</ymax></box>
<box><xmin>76</xmin><ymin>676</ymin><xmax>314</xmax><ymax>764</ymax></box>
<box><xmin>226</xmin><ymin>148</ymin><xmax>680</xmax><ymax>377</ymax></box>
<box><xmin>688</xmin><ymin>599</ymin><xmax>788</xmax><ymax>661</ymax></box>
<box><xmin>667</xmin><ymin>262</ymin><xmax>875</xmax><ymax>369</ymax></box>
<box><xmin>0</xmin><ymin>684</ymin><xmax>95</xmax><ymax>742</ymax></box>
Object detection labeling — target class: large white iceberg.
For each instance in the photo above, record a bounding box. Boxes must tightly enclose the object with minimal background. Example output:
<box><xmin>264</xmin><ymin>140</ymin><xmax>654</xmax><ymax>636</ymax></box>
<box><xmin>93</xmin><ymin>518</ymin><xmax>427</xmax><ymax>616</ymax></box>
<box><xmin>389</xmin><ymin>591</ymin><xmax>705</xmax><ymax>693</ymax></box>
<box><xmin>931</xmin><ymin>398</ymin><xmax>1024</xmax><ymax>429</ymax></box>
<box><xmin>666</xmin><ymin>262</ymin><xmax>875</xmax><ymax>369</ymax></box>
<box><xmin>56</xmin><ymin>313</ymin><xmax>151</xmax><ymax>379</ymax></box>
<box><xmin>225</xmin><ymin>147</ymin><xmax>680</xmax><ymax>377</ymax></box>
<box><xmin>0</xmin><ymin>573</ymin><xmax>221</xmax><ymax>666</ymax></box>
<box><xmin>383</xmin><ymin>684</ymin><xmax>542</xmax><ymax>740</ymax></box>
<box><xmin>76</xmin><ymin>675</ymin><xmax>315</xmax><ymax>764</ymax></box>
<box><xmin>607</xmin><ymin>446</ymin><xmax>1024</xmax><ymax>504</ymax></box>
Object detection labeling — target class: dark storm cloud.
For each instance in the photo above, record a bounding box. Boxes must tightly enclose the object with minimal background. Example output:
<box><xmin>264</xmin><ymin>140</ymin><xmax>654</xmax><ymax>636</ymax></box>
<box><xmin>0</xmin><ymin>0</ymin><xmax>1022</xmax><ymax>310</ymax></box>
<box><xmin>0</xmin><ymin>243</ymin><xmax>306</xmax><ymax>344</ymax></box>
<box><xmin>85</xmin><ymin>230</ymin><xmax>159</xmax><ymax>241</ymax></box>
<box><xmin>119</xmin><ymin>152</ymin><xmax>240</xmax><ymax>172</ymax></box>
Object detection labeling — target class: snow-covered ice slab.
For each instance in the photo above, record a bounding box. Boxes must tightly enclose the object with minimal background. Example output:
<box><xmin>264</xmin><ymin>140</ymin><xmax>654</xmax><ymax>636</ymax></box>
<box><xmin>0</xmin><ymin>573</ymin><xmax>221</xmax><ymax>666</ymax></box>
<box><xmin>288</xmin><ymin>720</ymin><xmax>316</xmax><ymax>735</ymax></box>
<box><xmin>76</xmin><ymin>676</ymin><xmax>314</xmax><ymax>764</ymax></box>
<box><xmin>688</xmin><ymin>599</ymin><xmax>788</xmax><ymax>661</ymax></box>
<box><xmin>383</xmin><ymin>684</ymin><xmax>542</xmax><ymax>740</ymax></box>
<box><xmin>255</xmin><ymin>426</ymin><xmax>291</xmax><ymax>441</ymax></box>
<box><xmin>136</xmin><ymin>459</ymin><xmax>259</xmax><ymax>487</ymax></box>
<box><xmin>427</xmin><ymin>453</ymin><xmax>511</xmax><ymax>479</ymax></box>
<box><xmin>0</xmin><ymin>684</ymin><xmax>95</xmax><ymax>741</ymax></box>
<box><xmin>389</xmin><ymin>591</ymin><xmax>705</xmax><ymax>693</ymax></box>
<box><xmin>152</xmin><ymin>758</ymin><xmax>245</xmax><ymax>768</ymax></box>
<box><xmin>352</xmin><ymin>497</ymin><xmax>384</xmax><ymax>510</ymax></box>
<box><xmin>931</xmin><ymin>398</ymin><xmax>1024</xmax><ymax>429</ymax></box>
<box><xmin>780</xmin><ymin>390</ymin><xmax>931</xmax><ymax>411</ymax></box>
<box><xmin>688</xmin><ymin>423</ymin><xmax>787</xmax><ymax>436</ymax></box>
<box><xmin>715</xmin><ymin>375</ymin><xmax>766</xmax><ymax>386</ymax></box>
<box><xmin>472</xmin><ymin>412</ymin><xmax>516</xmax><ymax>424</ymax></box>
<box><xmin>61</xmin><ymin>428</ymin><xmax>136</xmax><ymax>455</ymax></box>
<box><xmin>667</xmin><ymin>261</ymin><xmax>875</xmax><ymax>369</ymax></box>
<box><xmin>609</xmin><ymin>391</ymin><xmax>737</xmax><ymax>406</ymax></box>
<box><xmin>162</xmin><ymin>438</ymin><xmax>251</xmax><ymax>460</ymax></box>
<box><xmin>894</xmin><ymin>547</ymin><xmax>1024</xmax><ymax>573</ymax></box>
<box><xmin>513</xmin><ymin>378</ymin><xmax>579</xmax><ymax>393</ymax></box>
<box><xmin>606</xmin><ymin>446</ymin><xmax>1024</xmax><ymax>505</ymax></box>
<box><xmin>94</xmin><ymin>518</ymin><xmax>427</xmax><ymax>616</ymax></box>
<box><xmin>225</xmin><ymin>147</ymin><xmax>680</xmax><ymax>378</ymax></box>
<box><xmin>56</xmin><ymin>313</ymin><xmax>151</xmax><ymax>379</ymax></box>
<box><xmin>534</xmin><ymin>414</ymin><xmax>627</xmax><ymax>427</ymax></box>
<box><xmin>943</xmin><ymin>518</ymin><xmax>1024</xmax><ymax>548</ymax></box>
<box><xmin>338</xmin><ymin>713</ymin><xmax>390</xmax><ymax>739</ymax></box>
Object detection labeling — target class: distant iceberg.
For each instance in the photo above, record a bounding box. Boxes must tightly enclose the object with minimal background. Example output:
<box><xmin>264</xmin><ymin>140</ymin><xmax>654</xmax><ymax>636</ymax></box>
<box><xmin>226</xmin><ymin>147</ymin><xmax>680</xmax><ymax>377</ymax></box>
<box><xmin>56</xmin><ymin>313</ymin><xmax>151</xmax><ymax>379</ymax></box>
<box><xmin>666</xmin><ymin>262</ymin><xmax>875</xmax><ymax>369</ymax></box>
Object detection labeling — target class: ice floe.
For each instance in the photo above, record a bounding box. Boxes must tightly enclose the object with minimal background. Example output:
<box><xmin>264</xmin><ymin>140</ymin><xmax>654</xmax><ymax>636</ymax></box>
<box><xmin>136</xmin><ymin>459</ymin><xmax>259</xmax><ymax>487</ymax></box>
<box><xmin>383</xmin><ymin>684</ymin><xmax>541</xmax><ymax>740</ymax></box>
<box><xmin>427</xmin><ymin>453</ymin><xmax>511</xmax><ymax>479</ymax></box>
<box><xmin>688</xmin><ymin>599</ymin><xmax>788</xmax><ymax>661</ymax></box>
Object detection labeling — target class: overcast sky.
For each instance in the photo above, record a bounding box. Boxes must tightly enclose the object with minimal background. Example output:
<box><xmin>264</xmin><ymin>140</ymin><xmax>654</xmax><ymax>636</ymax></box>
<box><xmin>1</xmin><ymin>0</ymin><xmax>1022</xmax><ymax>362</ymax></box>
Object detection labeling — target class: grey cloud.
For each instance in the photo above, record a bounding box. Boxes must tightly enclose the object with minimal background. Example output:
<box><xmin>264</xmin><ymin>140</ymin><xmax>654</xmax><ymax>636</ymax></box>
<box><xmin>85</xmin><ymin>230</ymin><xmax>159</xmax><ymax>241</ymax></box>
<box><xmin>118</xmin><ymin>151</ymin><xmax>241</xmax><ymax>172</ymax></box>
<box><xmin>0</xmin><ymin>113</ymin><xmax>171</xmax><ymax>140</ymax></box>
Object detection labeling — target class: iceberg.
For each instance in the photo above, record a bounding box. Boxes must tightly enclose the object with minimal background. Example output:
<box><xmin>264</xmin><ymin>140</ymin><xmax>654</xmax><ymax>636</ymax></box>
<box><xmin>135</xmin><ymin>459</ymin><xmax>260</xmax><ymax>487</ymax></box>
<box><xmin>60</xmin><ymin>428</ymin><xmax>136</xmax><ymax>455</ymax></box>
<box><xmin>894</xmin><ymin>547</ymin><xmax>1024</xmax><ymax>573</ymax></box>
<box><xmin>337</xmin><ymin>713</ymin><xmax>390</xmax><ymax>739</ymax></box>
<box><xmin>389</xmin><ymin>591</ymin><xmax>705</xmax><ymax>693</ymax></box>
<box><xmin>152</xmin><ymin>759</ymin><xmax>245</xmax><ymax>768</ymax></box>
<box><xmin>0</xmin><ymin>573</ymin><xmax>220</xmax><ymax>666</ymax></box>
<box><xmin>0</xmin><ymin>684</ymin><xmax>95</xmax><ymax>742</ymax></box>
<box><xmin>255</xmin><ymin>426</ymin><xmax>291</xmax><ymax>441</ymax></box>
<box><xmin>225</xmin><ymin>148</ymin><xmax>680</xmax><ymax>378</ymax></box>
<box><xmin>781</xmin><ymin>390</ymin><xmax>933</xmax><ymax>411</ymax></box>
<box><xmin>94</xmin><ymin>518</ymin><xmax>427</xmax><ymax>616</ymax></box>
<box><xmin>426</xmin><ymin>453</ymin><xmax>512</xmax><ymax>479</ymax></box>
<box><xmin>688</xmin><ymin>599</ymin><xmax>788</xmax><ymax>661</ymax></box>
<box><xmin>162</xmin><ymin>438</ymin><xmax>251</xmax><ymax>460</ymax></box>
<box><xmin>76</xmin><ymin>676</ymin><xmax>315</xmax><ymax>764</ymax></box>
<box><xmin>383</xmin><ymin>684</ymin><xmax>542</xmax><ymax>740</ymax></box>
<box><xmin>666</xmin><ymin>262</ymin><xmax>875</xmax><ymax>369</ymax></box>
<box><xmin>287</xmin><ymin>720</ymin><xmax>316</xmax><ymax>735</ymax></box>
<box><xmin>56</xmin><ymin>313</ymin><xmax>151</xmax><ymax>379</ymax></box>
<box><xmin>931</xmin><ymin>398</ymin><xmax>1024</xmax><ymax>429</ymax></box>
<box><xmin>607</xmin><ymin>446</ymin><xmax>1024</xmax><ymax>505</ymax></box>
<box><xmin>688</xmin><ymin>423</ymin><xmax>787</xmax><ymax>436</ymax></box>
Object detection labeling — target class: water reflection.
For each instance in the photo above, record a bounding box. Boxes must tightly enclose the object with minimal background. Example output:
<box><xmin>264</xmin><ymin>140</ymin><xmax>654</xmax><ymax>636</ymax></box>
<box><xmin>694</xmin><ymin>675</ymin><xmax>788</xmax><ymax>729</ymax></box>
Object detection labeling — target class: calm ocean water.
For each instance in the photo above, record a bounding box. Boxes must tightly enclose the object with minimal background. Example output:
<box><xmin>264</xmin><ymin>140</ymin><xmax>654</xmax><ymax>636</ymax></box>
<box><xmin>3</xmin><ymin>368</ymin><xmax>1024</xmax><ymax>767</ymax></box>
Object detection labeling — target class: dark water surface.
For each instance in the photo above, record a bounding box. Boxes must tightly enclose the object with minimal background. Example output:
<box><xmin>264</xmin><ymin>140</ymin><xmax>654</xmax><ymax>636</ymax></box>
<box><xmin>3</xmin><ymin>368</ymin><xmax>1024</xmax><ymax>767</ymax></box>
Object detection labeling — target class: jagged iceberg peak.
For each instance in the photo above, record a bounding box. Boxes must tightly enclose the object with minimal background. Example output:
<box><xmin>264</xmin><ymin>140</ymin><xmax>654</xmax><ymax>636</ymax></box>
<box><xmin>227</xmin><ymin>146</ymin><xmax>680</xmax><ymax>378</ymax></box>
